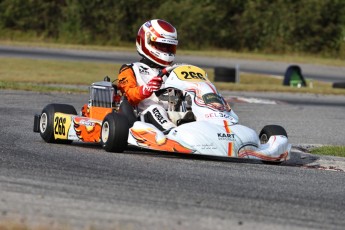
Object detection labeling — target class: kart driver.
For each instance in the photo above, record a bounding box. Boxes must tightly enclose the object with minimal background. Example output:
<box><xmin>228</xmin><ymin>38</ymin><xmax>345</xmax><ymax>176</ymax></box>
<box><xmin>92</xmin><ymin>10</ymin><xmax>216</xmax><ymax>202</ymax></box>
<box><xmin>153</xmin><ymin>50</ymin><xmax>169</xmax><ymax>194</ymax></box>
<box><xmin>117</xmin><ymin>19</ymin><xmax>180</xmax><ymax>132</ymax></box>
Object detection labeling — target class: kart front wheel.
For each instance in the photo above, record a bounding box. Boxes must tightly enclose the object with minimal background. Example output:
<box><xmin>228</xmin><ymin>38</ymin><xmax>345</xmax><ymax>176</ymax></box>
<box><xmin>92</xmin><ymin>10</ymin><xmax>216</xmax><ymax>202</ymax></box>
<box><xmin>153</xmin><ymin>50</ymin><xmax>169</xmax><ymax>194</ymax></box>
<box><xmin>259</xmin><ymin>125</ymin><xmax>288</xmax><ymax>165</ymax></box>
<box><xmin>259</xmin><ymin>125</ymin><xmax>288</xmax><ymax>144</ymax></box>
<box><xmin>39</xmin><ymin>103</ymin><xmax>77</xmax><ymax>144</ymax></box>
<box><xmin>101</xmin><ymin>113</ymin><xmax>129</xmax><ymax>152</ymax></box>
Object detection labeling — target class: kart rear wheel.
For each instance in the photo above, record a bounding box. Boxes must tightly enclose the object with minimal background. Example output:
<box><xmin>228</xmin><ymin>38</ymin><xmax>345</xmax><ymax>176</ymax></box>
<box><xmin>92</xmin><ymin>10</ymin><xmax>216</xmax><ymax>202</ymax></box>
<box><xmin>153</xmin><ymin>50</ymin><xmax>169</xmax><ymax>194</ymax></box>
<box><xmin>101</xmin><ymin>112</ymin><xmax>129</xmax><ymax>152</ymax></box>
<box><xmin>40</xmin><ymin>103</ymin><xmax>77</xmax><ymax>144</ymax></box>
<box><xmin>259</xmin><ymin>125</ymin><xmax>288</xmax><ymax>144</ymax></box>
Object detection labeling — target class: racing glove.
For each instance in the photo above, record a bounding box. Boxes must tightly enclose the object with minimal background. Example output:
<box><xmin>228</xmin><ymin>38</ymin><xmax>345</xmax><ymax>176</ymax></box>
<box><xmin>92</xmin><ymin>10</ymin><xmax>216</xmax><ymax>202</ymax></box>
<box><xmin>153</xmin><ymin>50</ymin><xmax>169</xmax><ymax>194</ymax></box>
<box><xmin>140</xmin><ymin>76</ymin><xmax>163</xmax><ymax>97</ymax></box>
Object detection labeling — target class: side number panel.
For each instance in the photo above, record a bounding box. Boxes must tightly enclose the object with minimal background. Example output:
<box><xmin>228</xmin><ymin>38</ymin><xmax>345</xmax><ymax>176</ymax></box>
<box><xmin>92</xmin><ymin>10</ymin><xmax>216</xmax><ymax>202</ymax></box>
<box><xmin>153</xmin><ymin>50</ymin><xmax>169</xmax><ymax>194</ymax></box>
<box><xmin>54</xmin><ymin>113</ymin><xmax>72</xmax><ymax>140</ymax></box>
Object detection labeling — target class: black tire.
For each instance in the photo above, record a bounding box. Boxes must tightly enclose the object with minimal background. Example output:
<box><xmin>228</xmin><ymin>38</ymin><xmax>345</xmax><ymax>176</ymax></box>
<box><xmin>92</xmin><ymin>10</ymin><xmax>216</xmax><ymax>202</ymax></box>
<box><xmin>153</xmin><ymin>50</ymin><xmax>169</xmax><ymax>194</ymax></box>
<box><xmin>101</xmin><ymin>112</ymin><xmax>129</xmax><ymax>152</ymax></box>
<box><xmin>39</xmin><ymin>103</ymin><xmax>77</xmax><ymax>144</ymax></box>
<box><xmin>119</xmin><ymin>97</ymin><xmax>138</xmax><ymax>127</ymax></box>
<box><xmin>259</xmin><ymin>125</ymin><xmax>288</xmax><ymax>144</ymax></box>
<box><xmin>333</xmin><ymin>82</ymin><xmax>345</xmax><ymax>89</ymax></box>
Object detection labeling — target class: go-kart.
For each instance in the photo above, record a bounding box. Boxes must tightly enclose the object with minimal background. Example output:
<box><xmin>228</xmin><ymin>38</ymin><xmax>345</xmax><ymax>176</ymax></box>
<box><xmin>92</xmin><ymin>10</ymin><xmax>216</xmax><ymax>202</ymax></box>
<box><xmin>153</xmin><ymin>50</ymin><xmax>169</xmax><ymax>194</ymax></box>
<box><xmin>34</xmin><ymin>64</ymin><xmax>291</xmax><ymax>162</ymax></box>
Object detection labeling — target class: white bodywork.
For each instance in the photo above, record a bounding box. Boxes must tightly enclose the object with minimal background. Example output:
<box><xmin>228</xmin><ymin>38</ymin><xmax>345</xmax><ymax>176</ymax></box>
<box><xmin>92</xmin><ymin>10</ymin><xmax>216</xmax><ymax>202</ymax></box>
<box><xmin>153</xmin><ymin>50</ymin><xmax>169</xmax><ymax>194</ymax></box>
<box><xmin>128</xmin><ymin>65</ymin><xmax>291</xmax><ymax>161</ymax></box>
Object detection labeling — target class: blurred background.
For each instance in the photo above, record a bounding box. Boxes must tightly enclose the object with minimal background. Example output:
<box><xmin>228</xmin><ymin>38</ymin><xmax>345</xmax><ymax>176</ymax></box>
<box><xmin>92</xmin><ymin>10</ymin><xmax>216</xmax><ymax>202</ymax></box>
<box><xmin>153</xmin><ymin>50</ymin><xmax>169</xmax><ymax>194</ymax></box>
<box><xmin>1</xmin><ymin>0</ymin><xmax>345</xmax><ymax>58</ymax></box>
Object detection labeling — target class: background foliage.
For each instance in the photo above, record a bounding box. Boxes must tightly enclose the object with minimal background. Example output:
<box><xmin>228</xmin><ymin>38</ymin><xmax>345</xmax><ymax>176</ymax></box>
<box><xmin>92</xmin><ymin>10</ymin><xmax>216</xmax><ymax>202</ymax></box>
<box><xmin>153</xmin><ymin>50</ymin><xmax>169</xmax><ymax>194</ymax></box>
<box><xmin>1</xmin><ymin>0</ymin><xmax>345</xmax><ymax>57</ymax></box>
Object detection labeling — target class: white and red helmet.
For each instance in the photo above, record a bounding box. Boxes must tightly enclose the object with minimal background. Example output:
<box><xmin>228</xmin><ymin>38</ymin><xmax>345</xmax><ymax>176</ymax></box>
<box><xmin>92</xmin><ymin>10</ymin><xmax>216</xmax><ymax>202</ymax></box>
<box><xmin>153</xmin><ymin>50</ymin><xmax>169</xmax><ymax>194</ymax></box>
<box><xmin>136</xmin><ymin>19</ymin><xmax>178</xmax><ymax>67</ymax></box>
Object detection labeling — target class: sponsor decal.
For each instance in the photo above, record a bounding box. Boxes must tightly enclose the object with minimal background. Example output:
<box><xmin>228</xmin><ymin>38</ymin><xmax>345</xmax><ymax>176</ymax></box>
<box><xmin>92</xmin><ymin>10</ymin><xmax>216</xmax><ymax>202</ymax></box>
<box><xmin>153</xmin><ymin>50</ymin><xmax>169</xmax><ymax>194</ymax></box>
<box><xmin>139</xmin><ymin>66</ymin><xmax>150</xmax><ymax>75</ymax></box>
<box><xmin>205</xmin><ymin>112</ymin><xmax>231</xmax><ymax>119</ymax></box>
<box><xmin>73</xmin><ymin>117</ymin><xmax>102</xmax><ymax>142</ymax></box>
<box><xmin>151</xmin><ymin>50</ymin><xmax>160</xmax><ymax>57</ymax></box>
<box><xmin>193</xmin><ymin>143</ymin><xmax>217</xmax><ymax>150</ymax></box>
<box><xmin>145</xmin><ymin>21</ymin><xmax>152</xmax><ymax>27</ymax></box>
<box><xmin>118</xmin><ymin>77</ymin><xmax>128</xmax><ymax>85</ymax></box>
<box><xmin>152</xmin><ymin>107</ymin><xmax>167</xmax><ymax>124</ymax></box>
<box><xmin>79</xmin><ymin>119</ymin><xmax>95</xmax><ymax>128</ymax></box>
<box><xmin>217</xmin><ymin>133</ymin><xmax>235</xmax><ymax>140</ymax></box>
<box><xmin>68</xmin><ymin>134</ymin><xmax>78</xmax><ymax>139</ymax></box>
<box><xmin>203</xmin><ymin>93</ymin><xmax>222</xmax><ymax>104</ymax></box>
<box><xmin>160</xmin><ymin>38</ymin><xmax>177</xmax><ymax>44</ymax></box>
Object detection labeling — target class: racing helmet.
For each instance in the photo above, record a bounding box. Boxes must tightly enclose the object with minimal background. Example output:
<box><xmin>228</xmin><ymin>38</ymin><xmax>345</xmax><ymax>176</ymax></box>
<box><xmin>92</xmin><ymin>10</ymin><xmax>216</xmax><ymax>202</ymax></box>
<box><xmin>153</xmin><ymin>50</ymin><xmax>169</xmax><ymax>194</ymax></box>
<box><xmin>136</xmin><ymin>19</ymin><xmax>178</xmax><ymax>67</ymax></box>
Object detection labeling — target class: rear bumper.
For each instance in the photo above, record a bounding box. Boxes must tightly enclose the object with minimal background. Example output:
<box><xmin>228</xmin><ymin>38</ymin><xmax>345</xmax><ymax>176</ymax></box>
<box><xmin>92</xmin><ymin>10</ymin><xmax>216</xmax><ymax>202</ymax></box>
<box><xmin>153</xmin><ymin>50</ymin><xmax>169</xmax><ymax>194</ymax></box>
<box><xmin>33</xmin><ymin>114</ymin><xmax>40</xmax><ymax>133</ymax></box>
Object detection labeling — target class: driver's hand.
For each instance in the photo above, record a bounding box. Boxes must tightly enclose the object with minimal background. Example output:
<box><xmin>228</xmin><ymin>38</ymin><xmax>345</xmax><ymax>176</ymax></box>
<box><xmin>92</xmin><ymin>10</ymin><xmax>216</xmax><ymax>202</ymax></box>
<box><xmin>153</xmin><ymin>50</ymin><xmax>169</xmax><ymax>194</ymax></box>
<box><xmin>140</xmin><ymin>76</ymin><xmax>163</xmax><ymax>97</ymax></box>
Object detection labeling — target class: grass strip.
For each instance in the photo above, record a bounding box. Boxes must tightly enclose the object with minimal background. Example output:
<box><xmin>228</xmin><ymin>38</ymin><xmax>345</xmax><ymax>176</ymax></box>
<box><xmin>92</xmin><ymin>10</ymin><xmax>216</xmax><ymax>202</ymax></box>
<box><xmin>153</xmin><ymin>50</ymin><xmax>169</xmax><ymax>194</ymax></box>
<box><xmin>1</xmin><ymin>57</ymin><xmax>344</xmax><ymax>95</ymax></box>
<box><xmin>0</xmin><ymin>81</ymin><xmax>87</xmax><ymax>93</ymax></box>
<box><xmin>310</xmin><ymin>146</ymin><xmax>345</xmax><ymax>157</ymax></box>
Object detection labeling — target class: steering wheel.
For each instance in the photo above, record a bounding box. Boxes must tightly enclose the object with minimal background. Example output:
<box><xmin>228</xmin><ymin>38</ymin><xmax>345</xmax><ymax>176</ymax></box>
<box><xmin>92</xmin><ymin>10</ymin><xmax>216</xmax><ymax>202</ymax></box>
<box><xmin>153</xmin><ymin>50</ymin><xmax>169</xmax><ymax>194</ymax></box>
<box><xmin>155</xmin><ymin>64</ymin><xmax>182</xmax><ymax>96</ymax></box>
<box><xmin>157</xmin><ymin>65</ymin><xmax>177</xmax><ymax>78</ymax></box>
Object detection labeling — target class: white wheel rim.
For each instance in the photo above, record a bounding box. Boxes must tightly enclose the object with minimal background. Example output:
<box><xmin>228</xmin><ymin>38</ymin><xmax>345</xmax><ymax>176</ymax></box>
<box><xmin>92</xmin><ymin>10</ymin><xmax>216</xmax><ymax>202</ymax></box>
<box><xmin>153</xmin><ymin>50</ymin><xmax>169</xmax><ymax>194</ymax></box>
<box><xmin>102</xmin><ymin>121</ymin><xmax>110</xmax><ymax>143</ymax></box>
<box><xmin>260</xmin><ymin>134</ymin><xmax>269</xmax><ymax>144</ymax></box>
<box><xmin>40</xmin><ymin>113</ymin><xmax>48</xmax><ymax>133</ymax></box>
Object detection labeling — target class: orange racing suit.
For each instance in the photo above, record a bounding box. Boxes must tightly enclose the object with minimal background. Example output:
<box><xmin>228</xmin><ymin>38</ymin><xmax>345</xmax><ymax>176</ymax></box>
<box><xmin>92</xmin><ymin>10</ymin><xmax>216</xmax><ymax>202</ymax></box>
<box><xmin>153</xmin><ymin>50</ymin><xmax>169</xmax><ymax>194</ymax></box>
<box><xmin>117</xmin><ymin>61</ymin><xmax>166</xmax><ymax>112</ymax></box>
<box><xmin>117</xmin><ymin>61</ymin><xmax>177</xmax><ymax>131</ymax></box>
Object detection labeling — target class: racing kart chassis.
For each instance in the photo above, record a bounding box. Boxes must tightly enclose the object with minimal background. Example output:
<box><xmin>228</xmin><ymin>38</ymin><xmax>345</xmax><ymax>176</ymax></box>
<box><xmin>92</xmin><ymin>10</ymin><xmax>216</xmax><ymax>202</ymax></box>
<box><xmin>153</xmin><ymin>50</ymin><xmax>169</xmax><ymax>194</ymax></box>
<box><xmin>33</xmin><ymin>65</ymin><xmax>291</xmax><ymax>163</ymax></box>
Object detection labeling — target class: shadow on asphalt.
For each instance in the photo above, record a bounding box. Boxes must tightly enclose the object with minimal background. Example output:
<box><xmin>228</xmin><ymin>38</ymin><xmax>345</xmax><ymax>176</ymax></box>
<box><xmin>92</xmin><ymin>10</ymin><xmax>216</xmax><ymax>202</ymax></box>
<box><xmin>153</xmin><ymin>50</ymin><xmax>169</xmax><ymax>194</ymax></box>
<box><xmin>124</xmin><ymin>146</ymin><xmax>320</xmax><ymax>167</ymax></box>
<box><xmin>70</xmin><ymin>142</ymin><xmax>323</xmax><ymax>169</ymax></box>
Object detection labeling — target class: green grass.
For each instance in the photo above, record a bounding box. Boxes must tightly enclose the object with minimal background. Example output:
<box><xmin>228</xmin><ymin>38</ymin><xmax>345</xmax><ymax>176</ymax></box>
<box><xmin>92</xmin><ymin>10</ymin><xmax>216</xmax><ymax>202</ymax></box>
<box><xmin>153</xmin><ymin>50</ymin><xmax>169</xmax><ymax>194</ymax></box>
<box><xmin>0</xmin><ymin>81</ymin><xmax>86</xmax><ymax>93</ymax></box>
<box><xmin>0</xmin><ymin>58</ymin><xmax>115</xmax><ymax>85</ymax></box>
<box><xmin>310</xmin><ymin>146</ymin><xmax>345</xmax><ymax>157</ymax></box>
<box><xmin>0</xmin><ymin>57</ymin><xmax>116</xmax><ymax>93</ymax></box>
<box><xmin>1</xmin><ymin>57</ymin><xmax>344</xmax><ymax>95</ymax></box>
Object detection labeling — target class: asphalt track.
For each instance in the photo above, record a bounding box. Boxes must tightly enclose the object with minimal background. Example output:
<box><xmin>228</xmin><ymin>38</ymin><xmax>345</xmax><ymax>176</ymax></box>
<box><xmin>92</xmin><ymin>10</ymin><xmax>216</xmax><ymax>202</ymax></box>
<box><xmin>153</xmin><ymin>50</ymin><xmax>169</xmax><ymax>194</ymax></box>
<box><xmin>1</xmin><ymin>46</ymin><xmax>345</xmax><ymax>229</ymax></box>
<box><xmin>1</xmin><ymin>90</ymin><xmax>345</xmax><ymax>230</ymax></box>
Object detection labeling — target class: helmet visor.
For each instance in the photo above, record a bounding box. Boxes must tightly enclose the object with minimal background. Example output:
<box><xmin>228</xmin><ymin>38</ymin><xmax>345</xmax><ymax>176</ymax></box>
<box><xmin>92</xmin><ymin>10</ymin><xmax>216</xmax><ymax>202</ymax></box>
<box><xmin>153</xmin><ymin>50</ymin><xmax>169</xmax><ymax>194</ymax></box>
<box><xmin>150</xmin><ymin>41</ymin><xmax>177</xmax><ymax>54</ymax></box>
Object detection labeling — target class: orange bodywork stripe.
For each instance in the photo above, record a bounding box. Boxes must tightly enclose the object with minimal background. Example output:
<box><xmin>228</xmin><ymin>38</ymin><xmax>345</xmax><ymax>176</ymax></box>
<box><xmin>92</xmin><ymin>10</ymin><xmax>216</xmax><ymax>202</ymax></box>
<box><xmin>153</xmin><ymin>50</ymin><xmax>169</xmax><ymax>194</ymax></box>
<box><xmin>228</xmin><ymin>142</ymin><xmax>233</xmax><ymax>157</ymax></box>
<box><xmin>130</xmin><ymin>129</ymin><xmax>193</xmax><ymax>154</ymax></box>
<box><xmin>223</xmin><ymin>120</ymin><xmax>233</xmax><ymax>157</ymax></box>
<box><xmin>223</xmin><ymin>120</ymin><xmax>231</xmax><ymax>133</ymax></box>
